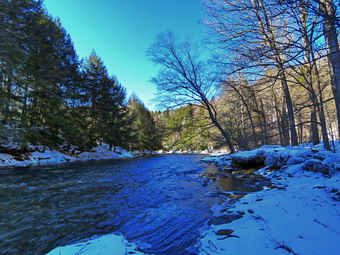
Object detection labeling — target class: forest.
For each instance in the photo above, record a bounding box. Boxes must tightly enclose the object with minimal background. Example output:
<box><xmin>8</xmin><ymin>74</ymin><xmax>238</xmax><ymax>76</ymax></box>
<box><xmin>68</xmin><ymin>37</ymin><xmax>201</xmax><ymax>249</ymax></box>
<box><xmin>1</xmin><ymin>0</ymin><xmax>340</xmax><ymax>154</ymax></box>
<box><xmin>0</xmin><ymin>0</ymin><xmax>161</xmax><ymax>153</ymax></box>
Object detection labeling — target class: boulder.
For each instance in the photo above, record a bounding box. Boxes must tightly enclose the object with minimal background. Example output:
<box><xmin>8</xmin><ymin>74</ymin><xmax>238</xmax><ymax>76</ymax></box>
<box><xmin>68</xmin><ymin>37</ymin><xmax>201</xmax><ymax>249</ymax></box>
<box><xmin>301</xmin><ymin>159</ymin><xmax>328</xmax><ymax>174</ymax></box>
<box><xmin>231</xmin><ymin>149</ymin><xmax>266</xmax><ymax>168</ymax></box>
<box><xmin>265</xmin><ymin>147</ymin><xmax>312</xmax><ymax>168</ymax></box>
<box><xmin>286</xmin><ymin>157</ymin><xmax>306</xmax><ymax>165</ymax></box>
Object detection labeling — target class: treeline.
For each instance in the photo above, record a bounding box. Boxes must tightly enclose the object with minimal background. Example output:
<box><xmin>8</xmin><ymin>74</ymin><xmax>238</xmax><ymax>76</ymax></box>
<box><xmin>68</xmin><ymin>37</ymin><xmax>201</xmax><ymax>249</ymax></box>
<box><xmin>2</xmin><ymin>0</ymin><xmax>339</xmax><ymax>154</ymax></box>
<box><xmin>154</xmin><ymin>105</ymin><xmax>215</xmax><ymax>151</ymax></box>
<box><xmin>148</xmin><ymin>0</ymin><xmax>340</xmax><ymax>152</ymax></box>
<box><xmin>0</xmin><ymin>0</ymin><xmax>161</xmax><ymax>152</ymax></box>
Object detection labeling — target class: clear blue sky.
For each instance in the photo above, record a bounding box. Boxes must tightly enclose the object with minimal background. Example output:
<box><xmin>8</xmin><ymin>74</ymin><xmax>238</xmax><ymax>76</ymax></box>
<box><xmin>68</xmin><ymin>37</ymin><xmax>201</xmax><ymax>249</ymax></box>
<box><xmin>44</xmin><ymin>0</ymin><xmax>205</xmax><ymax>110</ymax></box>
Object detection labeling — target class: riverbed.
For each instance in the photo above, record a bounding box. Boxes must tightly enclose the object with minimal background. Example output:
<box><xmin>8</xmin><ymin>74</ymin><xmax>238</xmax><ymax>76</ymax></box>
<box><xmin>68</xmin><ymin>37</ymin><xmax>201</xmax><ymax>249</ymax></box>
<box><xmin>0</xmin><ymin>154</ymin><xmax>255</xmax><ymax>254</ymax></box>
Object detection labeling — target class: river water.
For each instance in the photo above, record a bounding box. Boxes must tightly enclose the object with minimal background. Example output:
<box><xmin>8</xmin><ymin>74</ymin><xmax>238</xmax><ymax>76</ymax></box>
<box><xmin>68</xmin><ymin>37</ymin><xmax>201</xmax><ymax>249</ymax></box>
<box><xmin>0</xmin><ymin>154</ymin><xmax>256</xmax><ymax>255</ymax></box>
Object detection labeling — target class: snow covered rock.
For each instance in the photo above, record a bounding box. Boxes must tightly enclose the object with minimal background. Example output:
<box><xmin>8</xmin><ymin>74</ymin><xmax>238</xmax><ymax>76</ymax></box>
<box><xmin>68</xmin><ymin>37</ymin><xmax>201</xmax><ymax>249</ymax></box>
<box><xmin>198</xmin><ymin>168</ymin><xmax>340</xmax><ymax>255</ymax></box>
<box><xmin>231</xmin><ymin>149</ymin><xmax>266</xmax><ymax>168</ymax></box>
<box><xmin>286</xmin><ymin>156</ymin><xmax>306</xmax><ymax>165</ymax></box>
<box><xmin>201</xmin><ymin>154</ymin><xmax>231</xmax><ymax>166</ymax></box>
<box><xmin>265</xmin><ymin>147</ymin><xmax>312</xmax><ymax>168</ymax></box>
<box><xmin>301</xmin><ymin>159</ymin><xmax>328</xmax><ymax>174</ymax></box>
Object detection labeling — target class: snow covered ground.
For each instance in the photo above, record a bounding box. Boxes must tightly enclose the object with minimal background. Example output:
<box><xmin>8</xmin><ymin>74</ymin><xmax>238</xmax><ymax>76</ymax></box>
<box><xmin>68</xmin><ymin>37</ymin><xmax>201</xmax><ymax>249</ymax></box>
<box><xmin>46</xmin><ymin>233</ymin><xmax>144</xmax><ymax>255</ymax></box>
<box><xmin>0</xmin><ymin>144</ymin><xmax>135</xmax><ymax>168</ymax></box>
<box><xmin>198</xmin><ymin>144</ymin><xmax>340</xmax><ymax>255</ymax></box>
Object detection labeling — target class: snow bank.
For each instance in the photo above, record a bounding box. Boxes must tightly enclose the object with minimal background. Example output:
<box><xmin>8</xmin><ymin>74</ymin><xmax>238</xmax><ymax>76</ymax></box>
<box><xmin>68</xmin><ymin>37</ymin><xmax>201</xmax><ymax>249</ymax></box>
<box><xmin>198</xmin><ymin>144</ymin><xmax>340</xmax><ymax>255</ymax></box>
<box><xmin>0</xmin><ymin>144</ymin><xmax>134</xmax><ymax>168</ymax></box>
<box><xmin>264</xmin><ymin>146</ymin><xmax>312</xmax><ymax>168</ymax></box>
<box><xmin>201</xmin><ymin>154</ymin><xmax>232</xmax><ymax>166</ymax></box>
<box><xmin>77</xmin><ymin>144</ymin><xmax>134</xmax><ymax>160</ymax></box>
<box><xmin>231</xmin><ymin>146</ymin><xmax>281</xmax><ymax>167</ymax></box>
<box><xmin>47</xmin><ymin>233</ymin><xmax>144</xmax><ymax>255</ymax></box>
<box><xmin>203</xmin><ymin>143</ymin><xmax>340</xmax><ymax>174</ymax></box>
<box><xmin>198</xmin><ymin>170</ymin><xmax>340</xmax><ymax>254</ymax></box>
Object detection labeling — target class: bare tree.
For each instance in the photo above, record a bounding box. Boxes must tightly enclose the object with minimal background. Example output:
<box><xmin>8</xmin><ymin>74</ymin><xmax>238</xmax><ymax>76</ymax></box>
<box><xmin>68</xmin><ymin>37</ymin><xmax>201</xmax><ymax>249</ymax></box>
<box><xmin>275</xmin><ymin>0</ymin><xmax>332</xmax><ymax>150</ymax></box>
<box><xmin>204</xmin><ymin>0</ymin><xmax>339</xmax><ymax>149</ymax></box>
<box><xmin>221</xmin><ymin>77</ymin><xmax>259</xmax><ymax>148</ymax></box>
<box><xmin>204</xmin><ymin>0</ymin><xmax>299</xmax><ymax>146</ymax></box>
<box><xmin>146</xmin><ymin>31</ymin><xmax>235</xmax><ymax>153</ymax></box>
<box><xmin>318</xmin><ymin>0</ymin><xmax>340</xmax><ymax>138</ymax></box>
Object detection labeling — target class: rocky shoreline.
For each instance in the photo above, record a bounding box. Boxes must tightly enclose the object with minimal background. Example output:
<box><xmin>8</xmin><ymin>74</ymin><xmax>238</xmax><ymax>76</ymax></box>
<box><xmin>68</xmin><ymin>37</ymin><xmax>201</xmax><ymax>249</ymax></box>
<box><xmin>197</xmin><ymin>144</ymin><xmax>340</xmax><ymax>254</ymax></box>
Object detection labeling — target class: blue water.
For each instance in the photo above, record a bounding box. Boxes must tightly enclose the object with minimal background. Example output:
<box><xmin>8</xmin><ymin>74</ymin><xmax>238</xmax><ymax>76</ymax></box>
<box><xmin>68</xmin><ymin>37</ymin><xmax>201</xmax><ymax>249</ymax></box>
<box><xmin>0</xmin><ymin>154</ymin><xmax>247</xmax><ymax>254</ymax></box>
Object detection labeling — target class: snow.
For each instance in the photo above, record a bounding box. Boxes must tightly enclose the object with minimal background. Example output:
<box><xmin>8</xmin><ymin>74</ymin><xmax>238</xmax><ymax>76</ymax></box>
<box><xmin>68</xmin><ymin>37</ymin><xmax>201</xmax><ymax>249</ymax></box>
<box><xmin>76</xmin><ymin>144</ymin><xmax>134</xmax><ymax>160</ymax></box>
<box><xmin>0</xmin><ymin>144</ymin><xmax>135</xmax><ymax>168</ymax></box>
<box><xmin>201</xmin><ymin>154</ymin><xmax>231</xmax><ymax>166</ymax></box>
<box><xmin>46</xmin><ymin>233</ymin><xmax>144</xmax><ymax>255</ymax></box>
<box><xmin>197</xmin><ymin>144</ymin><xmax>340</xmax><ymax>255</ymax></box>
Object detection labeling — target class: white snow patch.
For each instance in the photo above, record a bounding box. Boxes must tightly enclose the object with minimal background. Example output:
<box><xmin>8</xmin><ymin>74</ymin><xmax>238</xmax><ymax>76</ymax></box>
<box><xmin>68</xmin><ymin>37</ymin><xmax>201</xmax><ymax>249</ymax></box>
<box><xmin>0</xmin><ymin>144</ymin><xmax>135</xmax><ymax>168</ymax></box>
<box><xmin>197</xmin><ymin>144</ymin><xmax>340</xmax><ymax>255</ymax></box>
<box><xmin>46</xmin><ymin>233</ymin><xmax>144</xmax><ymax>255</ymax></box>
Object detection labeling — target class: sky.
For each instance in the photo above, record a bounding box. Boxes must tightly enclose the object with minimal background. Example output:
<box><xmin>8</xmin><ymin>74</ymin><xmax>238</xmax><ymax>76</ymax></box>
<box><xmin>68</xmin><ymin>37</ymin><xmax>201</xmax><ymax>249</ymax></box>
<box><xmin>43</xmin><ymin>0</ymin><xmax>205</xmax><ymax>110</ymax></box>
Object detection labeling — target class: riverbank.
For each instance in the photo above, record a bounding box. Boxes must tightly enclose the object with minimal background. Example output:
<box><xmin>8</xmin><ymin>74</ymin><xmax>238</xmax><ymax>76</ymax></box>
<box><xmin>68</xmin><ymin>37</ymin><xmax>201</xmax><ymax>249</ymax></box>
<box><xmin>0</xmin><ymin>145</ymin><xmax>217</xmax><ymax>169</ymax></box>
<box><xmin>198</xmin><ymin>144</ymin><xmax>340</xmax><ymax>254</ymax></box>
<box><xmin>0</xmin><ymin>144</ymin><xmax>136</xmax><ymax>168</ymax></box>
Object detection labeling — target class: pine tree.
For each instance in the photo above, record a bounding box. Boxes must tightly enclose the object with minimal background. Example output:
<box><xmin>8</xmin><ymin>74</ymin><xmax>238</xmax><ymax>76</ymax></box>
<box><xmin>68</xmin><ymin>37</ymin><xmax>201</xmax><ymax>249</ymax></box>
<box><xmin>0</xmin><ymin>0</ymin><xmax>42</xmax><ymax>123</ymax></box>
<box><xmin>128</xmin><ymin>94</ymin><xmax>162</xmax><ymax>151</ymax></box>
<box><xmin>82</xmin><ymin>51</ymin><xmax>130</xmax><ymax>150</ymax></box>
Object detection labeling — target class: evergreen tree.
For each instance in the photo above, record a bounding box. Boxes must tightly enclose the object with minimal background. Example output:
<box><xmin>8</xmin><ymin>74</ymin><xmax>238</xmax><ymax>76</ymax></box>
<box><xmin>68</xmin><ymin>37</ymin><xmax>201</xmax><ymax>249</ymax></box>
<box><xmin>128</xmin><ymin>94</ymin><xmax>162</xmax><ymax>150</ymax></box>
<box><xmin>159</xmin><ymin>105</ymin><xmax>212</xmax><ymax>151</ymax></box>
<box><xmin>82</xmin><ymin>51</ymin><xmax>130</xmax><ymax>149</ymax></box>
<box><xmin>0</xmin><ymin>0</ymin><xmax>42</xmax><ymax>123</ymax></box>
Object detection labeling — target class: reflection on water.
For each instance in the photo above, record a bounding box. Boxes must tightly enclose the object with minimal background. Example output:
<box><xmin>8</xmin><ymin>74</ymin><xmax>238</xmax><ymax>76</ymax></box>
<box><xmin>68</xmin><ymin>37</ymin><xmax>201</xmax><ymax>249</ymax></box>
<box><xmin>217</xmin><ymin>177</ymin><xmax>263</xmax><ymax>193</ymax></box>
<box><xmin>0</xmin><ymin>155</ymin><xmax>262</xmax><ymax>255</ymax></box>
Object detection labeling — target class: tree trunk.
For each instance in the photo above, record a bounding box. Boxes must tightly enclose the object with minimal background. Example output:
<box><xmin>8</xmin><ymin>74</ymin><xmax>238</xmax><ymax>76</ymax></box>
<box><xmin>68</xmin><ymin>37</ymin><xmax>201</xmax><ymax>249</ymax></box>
<box><xmin>21</xmin><ymin>83</ymin><xmax>29</xmax><ymax>124</ymax></box>
<box><xmin>320</xmin><ymin>0</ymin><xmax>340</xmax><ymax>138</ymax></box>
<box><xmin>300</xmin><ymin>1</ymin><xmax>320</xmax><ymax>145</ymax></box>
<box><xmin>4</xmin><ymin>75</ymin><xmax>12</xmax><ymax>123</ymax></box>
<box><xmin>299</xmin><ymin>114</ymin><xmax>304</xmax><ymax>144</ymax></box>
<box><xmin>310</xmin><ymin>109</ymin><xmax>320</xmax><ymax>144</ymax></box>
<box><xmin>253</xmin><ymin>0</ymin><xmax>298</xmax><ymax>146</ymax></box>
<box><xmin>232</xmin><ymin>85</ymin><xmax>258</xmax><ymax>148</ymax></box>
<box><xmin>281</xmin><ymin>105</ymin><xmax>290</xmax><ymax>146</ymax></box>
<box><xmin>204</xmin><ymin>100</ymin><xmax>235</xmax><ymax>153</ymax></box>
<box><xmin>312</xmin><ymin>53</ymin><xmax>332</xmax><ymax>150</ymax></box>
<box><xmin>280</xmin><ymin>74</ymin><xmax>299</xmax><ymax>146</ymax></box>
<box><xmin>272</xmin><ymin>88</ymin><xmax>284</xmax><ymax>145</ymax></box>
<box><xmin>241</xmin><ymin>107</ymin><xmax>250</xmax><ymax>149</ymax></box>
<box><xmin>259</xmin><ymin>99</ymin><xmax>268</xmax><ymax>144</ymax></box>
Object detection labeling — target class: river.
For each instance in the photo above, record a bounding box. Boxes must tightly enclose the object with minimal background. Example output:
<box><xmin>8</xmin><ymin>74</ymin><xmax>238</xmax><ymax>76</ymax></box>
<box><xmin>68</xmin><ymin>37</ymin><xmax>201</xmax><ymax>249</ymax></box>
<box><xmin>0</xmin><ymin>154</ymin><xmax>256</xmax><ymax>254</ymax></box>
